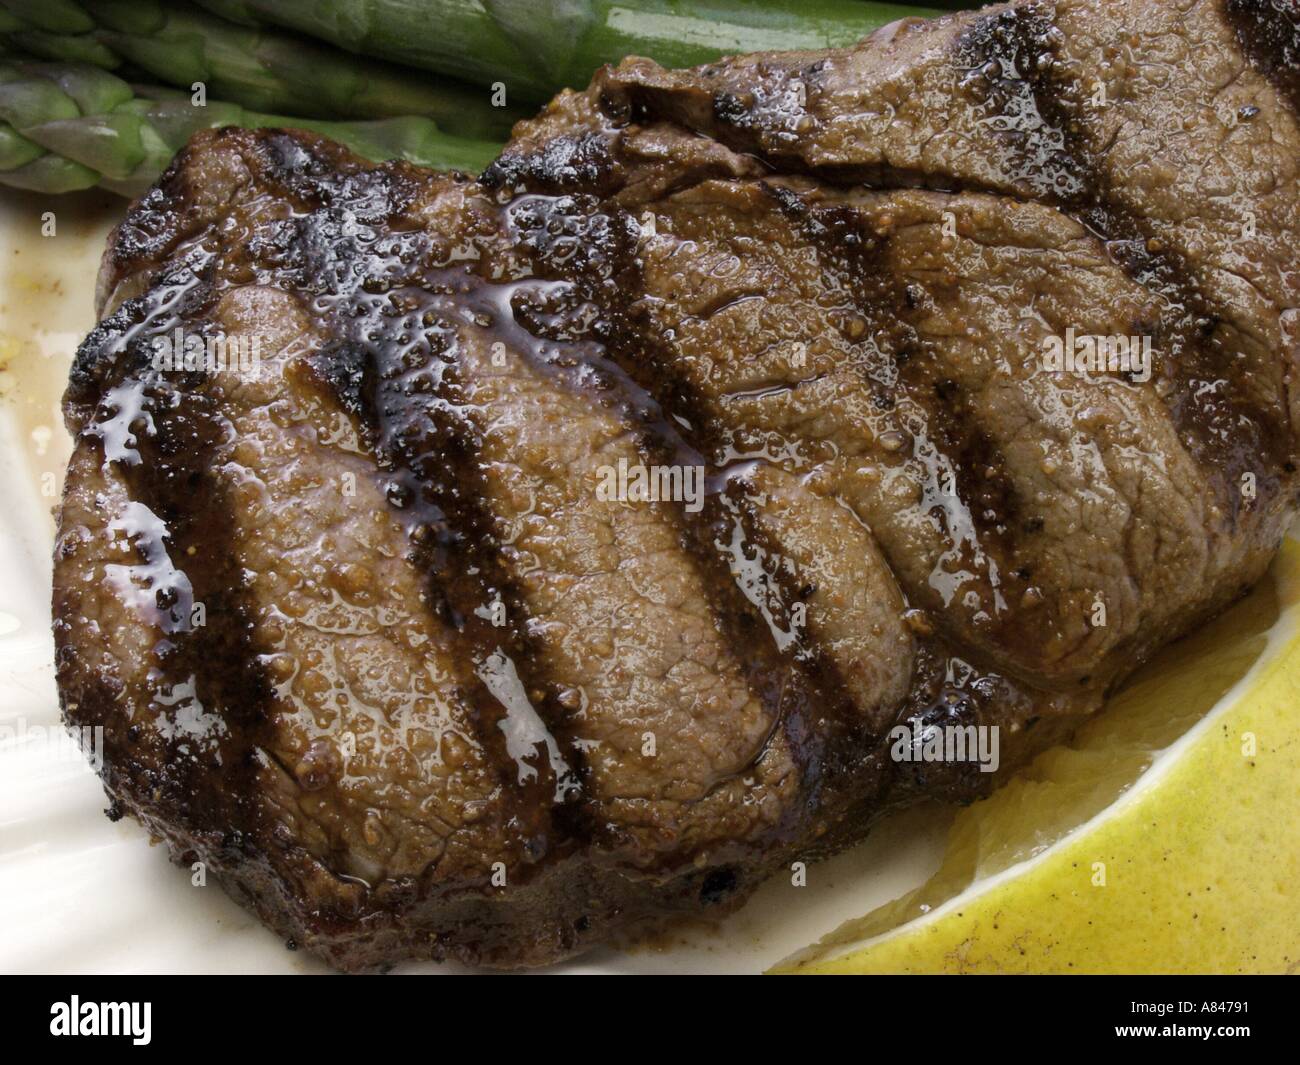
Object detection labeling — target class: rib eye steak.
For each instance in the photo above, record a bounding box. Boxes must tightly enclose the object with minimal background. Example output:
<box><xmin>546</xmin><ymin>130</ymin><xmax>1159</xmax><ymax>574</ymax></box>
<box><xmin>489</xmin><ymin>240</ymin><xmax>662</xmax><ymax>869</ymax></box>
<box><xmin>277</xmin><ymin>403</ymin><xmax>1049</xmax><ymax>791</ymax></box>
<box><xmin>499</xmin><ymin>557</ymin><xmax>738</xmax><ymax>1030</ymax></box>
<box><xmin>54</xmin><ymin>0</ymin><xmax>1300</xmax><ymax>970</ymax></box>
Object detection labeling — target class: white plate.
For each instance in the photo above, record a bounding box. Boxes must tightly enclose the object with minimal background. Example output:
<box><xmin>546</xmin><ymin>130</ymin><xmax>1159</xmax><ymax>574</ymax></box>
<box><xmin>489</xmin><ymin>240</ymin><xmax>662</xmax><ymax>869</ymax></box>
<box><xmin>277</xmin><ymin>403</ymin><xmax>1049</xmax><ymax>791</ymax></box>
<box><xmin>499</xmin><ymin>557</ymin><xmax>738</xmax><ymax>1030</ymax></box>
<box><xmin>0</xmin><ymin>189</ymin><xmax>948</xmax><ymax>974</ymax></box>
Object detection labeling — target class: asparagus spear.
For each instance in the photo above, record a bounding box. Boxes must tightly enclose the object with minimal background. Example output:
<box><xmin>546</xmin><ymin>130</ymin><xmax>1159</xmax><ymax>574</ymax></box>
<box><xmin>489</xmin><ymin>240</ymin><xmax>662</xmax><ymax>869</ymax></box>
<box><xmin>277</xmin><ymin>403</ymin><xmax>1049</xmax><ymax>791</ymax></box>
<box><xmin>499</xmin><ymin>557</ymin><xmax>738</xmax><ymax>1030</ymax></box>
<box><xmin>0</xmin><ymin>0</ymin><xmax>524</xmax><ymax>137</ymax></box>
<box><xmin>190</xmin><ymin>0</ymin><xmax>942</xmax><ymax>103</ymax></box>
<box><xmin>0</xmin><ymin>59</ymin><xmax>502</xmax><ymax>196</ymax></box>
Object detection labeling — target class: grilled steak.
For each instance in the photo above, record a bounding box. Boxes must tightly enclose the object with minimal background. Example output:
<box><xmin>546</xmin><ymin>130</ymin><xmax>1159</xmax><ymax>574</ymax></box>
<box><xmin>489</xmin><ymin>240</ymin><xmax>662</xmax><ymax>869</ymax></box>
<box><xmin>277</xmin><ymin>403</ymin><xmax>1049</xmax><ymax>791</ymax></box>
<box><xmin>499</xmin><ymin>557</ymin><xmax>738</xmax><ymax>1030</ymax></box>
<box><xmin>54</xmin><ymin>0</ymin><xmax>1300</xmax><ymax>970</ymax></box>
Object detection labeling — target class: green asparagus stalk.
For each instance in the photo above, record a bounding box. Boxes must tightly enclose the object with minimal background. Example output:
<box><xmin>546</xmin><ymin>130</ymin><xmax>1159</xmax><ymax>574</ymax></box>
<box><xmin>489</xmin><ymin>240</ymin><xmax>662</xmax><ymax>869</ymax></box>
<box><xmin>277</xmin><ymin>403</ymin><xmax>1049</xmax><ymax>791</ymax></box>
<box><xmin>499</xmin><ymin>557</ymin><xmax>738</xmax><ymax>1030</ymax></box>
<box><xmin>0</xmin><ymin>0</ymin><xmax>524</xmax><ymax>137</ymax></box>
<box><xmin>0</xmin><ymin>59</ymin><xmax>502</xmax><ymax>197</ymax></box>
<box><xmin>0</xmin><ymin>0</ymin><xmax>93</xmax><ymax>33</ymax></box>
<box><xmin>190</xmin><ymin>0</ymin><xmax>942</xmax><ymax>104</ymax></box>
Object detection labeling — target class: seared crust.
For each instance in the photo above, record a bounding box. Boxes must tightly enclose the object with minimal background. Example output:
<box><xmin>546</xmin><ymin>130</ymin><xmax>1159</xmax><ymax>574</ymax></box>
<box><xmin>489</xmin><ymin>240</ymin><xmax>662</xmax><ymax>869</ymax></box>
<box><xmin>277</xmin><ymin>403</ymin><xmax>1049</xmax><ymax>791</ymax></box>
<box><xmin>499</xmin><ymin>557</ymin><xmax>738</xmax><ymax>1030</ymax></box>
<box><xmin>55</xmin><ymin>0</ymin><xmax>1300</xmax><ymax>970</ymax></box>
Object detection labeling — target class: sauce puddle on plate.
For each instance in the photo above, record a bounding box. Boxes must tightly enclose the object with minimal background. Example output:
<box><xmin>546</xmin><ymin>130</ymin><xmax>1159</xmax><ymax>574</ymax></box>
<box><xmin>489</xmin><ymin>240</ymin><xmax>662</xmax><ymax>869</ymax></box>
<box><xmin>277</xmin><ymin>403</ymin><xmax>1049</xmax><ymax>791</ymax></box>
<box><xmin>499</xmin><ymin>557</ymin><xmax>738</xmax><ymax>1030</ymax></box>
<box><xmin>0</xmin><ymin>189</ymin><xmax>125</xmax><ymax>536</ymax></box>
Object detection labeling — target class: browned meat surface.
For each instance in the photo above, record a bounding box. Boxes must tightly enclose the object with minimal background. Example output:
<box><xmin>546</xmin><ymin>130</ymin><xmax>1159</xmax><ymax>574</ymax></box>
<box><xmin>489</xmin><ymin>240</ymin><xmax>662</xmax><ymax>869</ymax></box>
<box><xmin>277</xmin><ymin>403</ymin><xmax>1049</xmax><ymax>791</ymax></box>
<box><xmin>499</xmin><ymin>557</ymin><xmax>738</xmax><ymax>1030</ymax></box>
<box><xmin>54</xmin><ymin>0</ymin><xmax>1300</xmax><ymax>969</ymax></box>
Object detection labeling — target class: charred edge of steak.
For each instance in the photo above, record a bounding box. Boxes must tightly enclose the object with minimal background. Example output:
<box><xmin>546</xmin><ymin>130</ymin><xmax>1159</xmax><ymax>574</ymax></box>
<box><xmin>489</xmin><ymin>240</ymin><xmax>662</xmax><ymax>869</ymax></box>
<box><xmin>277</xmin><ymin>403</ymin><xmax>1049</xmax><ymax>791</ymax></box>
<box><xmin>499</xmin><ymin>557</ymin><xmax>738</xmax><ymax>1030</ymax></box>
<box><xmin>59</xmin><ymin>281</ymin><xmax>276</xmax><ymax>863</ymax></box>
<box><xmin>93</xmin><ymin>151</ymin><xmax>200</xmax><ymax>317</ymax></box>
<box><xmin>955</xmin><ymin>3</ymin><xmax>1292</xmax><ymax>512</ymax></box>
<box><xmin>481</xmin><ymin>132</ymin><xmax>625</xmax><ymax>198</ymax></box>
<box><xmin>67</xmin><ymin>248</ymin><xmax>215</xmax><ymax>433</ymax></box>
<box><xmin>1226</xmin><ymin>0</ymin><xmax>1300</xmax><ymax>116</ymax></box>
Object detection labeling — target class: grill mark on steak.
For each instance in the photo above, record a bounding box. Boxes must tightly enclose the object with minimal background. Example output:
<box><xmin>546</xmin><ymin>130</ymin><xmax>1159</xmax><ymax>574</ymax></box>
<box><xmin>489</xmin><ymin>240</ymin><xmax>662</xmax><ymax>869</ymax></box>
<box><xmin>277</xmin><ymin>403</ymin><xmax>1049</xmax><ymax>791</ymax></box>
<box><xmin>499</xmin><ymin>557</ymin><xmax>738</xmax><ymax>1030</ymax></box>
<box><xmin>245</xmin><ymin>132</ymin><xmax>807</xmax><ymax>865</ymax></box>
<box><xmin>306</xmin><ymin>300</ymin><xmax>584</xmax><ymax>856</ymax></box>
<box><xmin>59</xmin><ymin>260</ymin><xmax>276</xmax><ymax>863</ymax></box>
<box><xmin>763</xmin><ymin>182</ymin><xmax>1021</xmax><ymax>626</ymax></box>
<box><xmin>500</xmin><ymin>187</ymin><xmax>880</xmax><ymax>819</ymax></box>
<box><xmin>243</xmin><ymin>130</ymin><xmax>810</xmax><ymax>870</ymax></box>
<box><xmin>595</xmin><ymin>3</ymin><xmax>1290</xmax><ymax>510</ymax></box>
<box><xmin>241</xmin><ymin>134</ymin><xmax>583</xmax><ymax>865</ymax></box>
<box><xmin>955</xmin><ymin>3</ymin><xmax>1290</xmax><ymax>507</ymax></box>
<box><xmin>1226</xmin><ymin>0</ymin><xmax>1300</xmax><ymax>115</ymax></box>
<box><xmin>954</xmin><ymin>7</ymin><xmax>1089</xmax><ymax>204</ymax></box>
